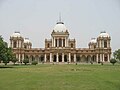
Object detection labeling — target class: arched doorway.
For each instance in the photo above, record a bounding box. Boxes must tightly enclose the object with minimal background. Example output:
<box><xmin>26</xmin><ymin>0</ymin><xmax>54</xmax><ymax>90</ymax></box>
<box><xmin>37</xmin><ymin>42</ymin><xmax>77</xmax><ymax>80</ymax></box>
<box><xmin>59</xmin><ymin>55</ymin><xmax>62</xmax><ymax>62</ymax></box>
<box><xmin>87</xmin><ymin>55</ymin><xmax>91</xmax><ymax>63</ymax></box>
<box><xmin>64</xmin><ymin>55</ymin><xmax>67</xmax><ymax>62</ymax></box>
<box><xmin>81</xmin><ymin>55</ymin><xmax>86</xmax><ymax>62</ymax></box>
<box><xmin>53</xmin><ymin>55</ymin><xmax>56</xmax><ymax>62</ymax></box>
<box><xmin>76</xmin><ymin>55</ymin><xmax>80</xmax><ymax>62</ymax></box>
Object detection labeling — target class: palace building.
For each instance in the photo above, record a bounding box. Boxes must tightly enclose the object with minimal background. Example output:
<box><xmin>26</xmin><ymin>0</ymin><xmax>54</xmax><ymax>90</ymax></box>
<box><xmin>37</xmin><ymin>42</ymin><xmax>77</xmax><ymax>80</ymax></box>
<box><xmin>10</xmin><ymin>20</ymin><xmax>111</xmax><ymax>64</ymax></box>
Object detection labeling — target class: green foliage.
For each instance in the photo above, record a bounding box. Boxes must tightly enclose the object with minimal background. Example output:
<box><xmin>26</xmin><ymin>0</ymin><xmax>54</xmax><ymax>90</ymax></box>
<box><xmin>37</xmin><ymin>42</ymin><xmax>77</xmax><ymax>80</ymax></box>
<box><xmin>0</xmin><ymin>36</ymin><xmax>14</xmax><ymax>65</ymax></box>
<box><xmin>23</xmin><ymin>59</ymin><xmax>29</xmax><ymax>65</ymax></box>
<box><xmin>113</xmin><ymin>49</ymin><xmax>120</xmax><ymax>61</ymax></box>
<box><xmin>32</xmin><ymin>61</ymin><xmax>38</xmax><ymax>65</ymax></box>
<box><xmin>110</xmin><ymin>58</ymin><xmax>117</xmax><ymax>65</ymax></box>
<box><xmin>11</xmin><ymin>56</ymin><xmax>18</xmax><ymax>65</ymax></box>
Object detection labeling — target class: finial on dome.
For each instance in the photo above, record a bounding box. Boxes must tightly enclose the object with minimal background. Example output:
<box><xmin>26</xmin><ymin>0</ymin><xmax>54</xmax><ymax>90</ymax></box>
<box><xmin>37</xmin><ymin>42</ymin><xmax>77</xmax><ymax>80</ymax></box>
<box><xmin>59</xmin><ymin>12</ymin><xmax>61</xmax><ymax>22</ymax></box>
<box><xmin>56</xmin><ymin>13</ymin><xmax>64</xmax><ymax>24</ymax></box>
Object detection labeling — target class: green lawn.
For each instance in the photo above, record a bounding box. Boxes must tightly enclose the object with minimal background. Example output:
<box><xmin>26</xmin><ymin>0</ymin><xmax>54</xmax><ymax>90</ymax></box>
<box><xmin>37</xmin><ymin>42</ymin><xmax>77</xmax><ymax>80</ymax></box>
<box><xmin>0</xmin><ymin>64</ymin><xmax>120</xmax><ymax>90</ymax></box>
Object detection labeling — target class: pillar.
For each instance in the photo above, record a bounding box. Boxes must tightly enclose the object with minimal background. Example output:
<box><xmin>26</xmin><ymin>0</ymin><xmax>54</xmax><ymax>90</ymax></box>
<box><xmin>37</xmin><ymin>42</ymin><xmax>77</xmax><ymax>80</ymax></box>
<box><xmin>50</xmin><ymin>53</ymin><xmax>52</xmax><ymax>62</ymax></box>
<box><xmin>103</xmin><ymin>54</ymin><xmax>104</xmax><ymax>62</ymax></box>
<box><xmin>19</xmin><ymin>54</ymin><xmax>21</xmax><ymax>62</ymax></box>
<box><xmin>100</xmin><ymin>54</ymin><xmax>102</xmax><ymax>62</ymax></box>
<box><xmin>57</xmin><ymin>39</ymin><xmax>59</xmax><ymax>47</ymax></box>
<box><xmin>96</xmin><ymin>54</ymin><xmax>98</xmax><ymax>62</ymax></box>
<box><xmin>62</xmin><ymin>53</ymin><xmax>64</xmax><ymax>62</ymax></box>
<box><xmin>74</xmin><ymin>54</ymin><xmax>76</xmax><ymax>62</ymax></box>
<box><xmin>62</xmin><ymin>39</ymin><xmax>63</xmax><ymax>47</ymax></box>
<box><xmin>108</xmin><ymin>54</ymin><xmax>110</xmax><ymax>62</ymax></box>
<box><xmin>69</xmin><ymin>53</ymin><xmax>71</xmax><ymax>62</ymax></box>
<box><xmin>57</xmin><ymin>53</ymin><xmax>59</xmax><ymax>62</ymax></box>
<box><xmin>99</xmin><ymin>40</ymin><xmax>101</xmax><ymax>47</ymax></box>
<box><xmin>22</xmin><ymin>54</ymin><xmax>24</xmax><ymax>61</ymax></box>
<box><xmin>44</xmin><ymin>54</ymin><xmax>46</xmax><ymax>62</ymax></box>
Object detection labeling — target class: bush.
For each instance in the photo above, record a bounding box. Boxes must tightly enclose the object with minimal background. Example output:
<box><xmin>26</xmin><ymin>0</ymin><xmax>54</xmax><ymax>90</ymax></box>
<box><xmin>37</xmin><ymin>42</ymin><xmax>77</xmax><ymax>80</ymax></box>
<box><xmin>110</xmin><ymin>58</ymin><xmax>117</xmax><ymax>65</ymax></box>
<box><xmin>23</xmin><ymin>59</ymin><xmax>29</xmax><ymax>65</ymax></box>
<box><xmin>32</xmin><ymin>61</ymin><xmax>38</xmax><ymax>65</ymax></box>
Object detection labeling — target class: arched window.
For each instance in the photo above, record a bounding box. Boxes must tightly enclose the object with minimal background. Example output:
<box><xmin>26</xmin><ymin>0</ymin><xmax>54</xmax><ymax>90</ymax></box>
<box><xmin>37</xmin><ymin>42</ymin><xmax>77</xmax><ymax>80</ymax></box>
<box><xmin>71</xmin><ymin>43</ymin><xmax>73</xmax><ymax>48</ymax></box>
<box><xmin>104</xmin><ymin>40</ymin><xmax>107</xmax><ymax>48</ymax></box>
<box><xmin>47</xmin><ymin>43</ymin><xmax>50</xmax><ymax>48</ymax></box>
<box><xmin>13</xmin><ymin>41</ymin><xmax>17</xmax><ymax>48</ymax></box>
<box><xmin>63</xmin><ymin>39</ymin><xmax>65</xmax><ymax>47</ymax></box>
<box><xmin>59</xmin><ymin>38</ymin><xmax>62</xmax><ymax>47</ymax></box>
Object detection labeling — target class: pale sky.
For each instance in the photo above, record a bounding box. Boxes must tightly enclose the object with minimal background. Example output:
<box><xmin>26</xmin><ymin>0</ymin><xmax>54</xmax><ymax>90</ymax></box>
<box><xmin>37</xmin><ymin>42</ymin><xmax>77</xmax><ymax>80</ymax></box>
<box><xmin>0</xmin><ymin>0</ymin><xmax>120</xmax><ymax>52</ymax></box>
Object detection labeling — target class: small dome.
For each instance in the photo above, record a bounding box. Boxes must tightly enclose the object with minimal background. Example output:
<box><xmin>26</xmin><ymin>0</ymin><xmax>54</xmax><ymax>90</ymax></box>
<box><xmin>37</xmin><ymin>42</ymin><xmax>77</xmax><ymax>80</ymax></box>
<box><xmin>99</xmin><ymin>31</ymin><xmax>110</xmax><ymax>37</ymax></box>
<box><xmin>11</xmin><ymin>31</ymin><xmax>21</xmax><ymax>37</ymax></box>
<box><xmin>24</xmin><ymin>38</ymin><xmax>31</xmax><ymax>43</ymax></box>
<box><xmin>90</xmin><ymin>38</ymin><xmax>97</xmax><ymax>44</ymax></box>
<box><xmin>53</xmin><ymin>22</ymin><xmax>67</xmax><ymax>32</ymax></box>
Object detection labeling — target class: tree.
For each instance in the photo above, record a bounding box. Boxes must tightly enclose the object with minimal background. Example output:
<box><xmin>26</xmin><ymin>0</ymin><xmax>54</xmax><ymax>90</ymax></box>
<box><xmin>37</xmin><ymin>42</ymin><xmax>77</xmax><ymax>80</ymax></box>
<box><xmin>0</xmin><ymin>36</ymin><xmax>15</xmax><ymax>65</ymax></box>
<box><xmin>113</xmin><ymin>49</ymin><xmax>120</xmax><ymax>61</ymax></box>
<box><xmin>23</xmin><ymin>59</ymin><xmax>29</xmax><ymax>65</ymax></box>
<box><xmin>0</xmin><ymin>36</ymin><xmax>10</xmax><ymax>65</ymax></box>
<box><xmin>11</xmin><ymin>56</ymin><xmax>18</xmax><ymax>65</ymax></box>
<box><xmin>110</xmin><ymin>58</ymin><xmax>117</xmax><ymax>65</ymax></box>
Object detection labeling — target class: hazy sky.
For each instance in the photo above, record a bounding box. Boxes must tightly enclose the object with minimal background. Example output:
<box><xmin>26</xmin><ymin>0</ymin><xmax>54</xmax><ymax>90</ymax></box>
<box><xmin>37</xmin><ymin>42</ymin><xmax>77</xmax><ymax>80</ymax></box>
<box><xmin>0</xmin><ymin>0</ymin><xmax>120</xmax><ymax>52</ymax></box>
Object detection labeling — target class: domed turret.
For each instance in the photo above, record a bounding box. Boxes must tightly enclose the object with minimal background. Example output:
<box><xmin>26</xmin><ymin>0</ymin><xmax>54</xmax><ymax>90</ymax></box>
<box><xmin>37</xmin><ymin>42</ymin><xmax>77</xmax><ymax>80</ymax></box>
<box><xmin>24</xmin><ymin>38</ymin><xmax>31</xmax><ymax>43</ymax></box>
<box><xmin>10</xmin><ymin>31</ymin><xmax>24</xmax><ymax>48</ymax></box>
<box><xmin>98</xmin><ymin>31</ymin><xmax>110</xmax><ymax>37</ymax></box>
<box><xmin>89</xmin><ymin>38</ymin><xmax>97</xmax><ymax>44</ymax></box>
<box><xmin>53</xmin><ymin>21</ymin><xmax>67</xmax><ymax>32</ymax></box>
<box><xmin>11</xmin><ymin>31</ymin><xmax>22</xmax><ymax>38</ymax></box>
<box><xmin>88</xmin><ymin>38</ymin><xmax>97</xmax><ymax>49</ymax></box>
<box><xmin>24</xmin><ymin>38</ymin><xmax>32</xmax><ymax>49</ymax></box>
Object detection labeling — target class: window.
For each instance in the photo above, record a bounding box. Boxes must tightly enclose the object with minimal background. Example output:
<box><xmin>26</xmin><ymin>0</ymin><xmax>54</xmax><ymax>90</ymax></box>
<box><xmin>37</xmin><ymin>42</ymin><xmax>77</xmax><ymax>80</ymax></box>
<box><xmin>55</xmin><ymin>39</ymin><xmax>57</xmax><ymax>47</ymax></box>
<box><xmin>47</xmin><ymin>43</ymin><xmax>50</xmax><ymax>48</ymax></box>
<box><xmin>13</xmin><ymin>41</ymin><xmax>17</xmax><ymax>48</ymax></box>
<box><xmin>59</xmin><ymin>38</ymin><xmax>62</xmax><ymax>47</ymax></box>
<box><xmin>104</xmin><ymin>40</ymin><xmax>107</xmax><ymax>48</ymax></box>
<box><xmin>63</xmin><ymin>39</ymin><xmax>65</xmax><ymax>47</ymax></box>
<box><xmin>71</xmin><ymin>43</ymin><xmax>73</xmax><ymax>48</ymax></box>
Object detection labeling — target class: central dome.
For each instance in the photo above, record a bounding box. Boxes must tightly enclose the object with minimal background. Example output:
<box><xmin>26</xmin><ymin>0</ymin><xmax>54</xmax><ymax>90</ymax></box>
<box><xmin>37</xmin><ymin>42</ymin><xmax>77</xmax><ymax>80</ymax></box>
<box><xmin>53</xmin><ymin>21</ymin><xmax>67</xmax><ymax>32</ymax></box>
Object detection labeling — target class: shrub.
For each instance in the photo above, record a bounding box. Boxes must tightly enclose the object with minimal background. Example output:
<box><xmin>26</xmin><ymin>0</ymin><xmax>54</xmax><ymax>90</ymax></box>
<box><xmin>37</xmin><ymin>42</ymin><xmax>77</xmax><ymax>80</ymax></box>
<box><xmin>23</xmin><ymin>59</ymin><xmax>29</xmax><ymax>65</ymax></box>
<box><xmin>110</xmin><ymin>58</ymin><xmax>117</xmax><ymax>65</ymax></box>
<box><xmin>32</xmin><ymin>61</ymin><xmax>38</xmax><ymax>65</ymax></box>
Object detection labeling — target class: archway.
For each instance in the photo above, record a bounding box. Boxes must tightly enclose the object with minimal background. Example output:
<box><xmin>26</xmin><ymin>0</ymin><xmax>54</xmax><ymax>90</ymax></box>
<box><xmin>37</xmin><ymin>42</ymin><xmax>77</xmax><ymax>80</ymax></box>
<box><xmin>53</xmin><ymin>55</ymin><xmax>56</xmax><ymax>62</ymax></box>
<box><xmin>64</xmin><ymin>55</ymin><xmax>67</xmax><ymax>62</ymax></box>
<box><xmin>76</xmin><ymin>55</ymin><xmax>80</xmax><ymax>62</ymax></box>
<box><xmin>81</xmin><ymin>55</ymin><xmax>86</xmax><ymax>62</ymax></box>
<box><xmin>87</xmin><ymin>55</ymin><xmax>91</xmax><ymax>63</ymax></box>
<box><xmin>59</xmin><ymin>55</ymin><xmax>62</xmax><ymax>62</ymax></box>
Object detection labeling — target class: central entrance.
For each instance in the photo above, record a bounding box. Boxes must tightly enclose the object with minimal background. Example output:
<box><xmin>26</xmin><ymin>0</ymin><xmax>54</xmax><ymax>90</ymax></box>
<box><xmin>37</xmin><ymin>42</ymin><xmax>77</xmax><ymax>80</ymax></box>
<box><xmin>59</xmin><ymin>54</ymin><xmax>62</xmax><ymax>62</ymax></box>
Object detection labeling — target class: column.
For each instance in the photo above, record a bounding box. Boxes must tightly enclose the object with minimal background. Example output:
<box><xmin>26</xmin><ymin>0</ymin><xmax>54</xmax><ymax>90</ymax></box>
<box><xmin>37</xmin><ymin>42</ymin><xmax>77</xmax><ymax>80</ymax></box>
<box><xmin>19</xmin><ymin>41</ymin><xmax>21</xmax><ymax>48</ymax></box>
<box><xmin>74</xmin><ymin>54</ymin><xmax>76</xmax><ymax>62</ymax></box>
<box><xmin>57</xmin><ymin>53</ymin><xmax>59</xmax><ymax>62</ymax></box>
<box><xmin>54</xmin><ymin>38</ymin><xmax>55</xmax><ymax>47</ymax></box>
<box><xmin>19</xmin><ymin>54</ymin><xmax>20</xmax><ymax>62</ymax></box>
<box><xmin>22</xmin><ymin>54</ymin><xmax>24</xmax><ymax>61</ymax></box>
<box><xmin>103</xmin><ymin>54</ymin><xmax>104</xmax><ymax>62</ymax></box>
<box><xmin>62</xmin><ymin>38</ymin><xmax>63</xmax><ymax>47</ymax></box>
<box><xmin>50</xmin><ymin>53</ymin><xmax>52</xmax><ymax>62</ymax></box>
<box><xmin>57</xmin><ymin>39</ymin><xmax>59</xmax><ymax>47</ymax></box>
<box><xmin>69</xmin><ymin>53</ymin><xmax>71</xmax><ymax>62</ymax></box>
<box><xmin>17</xmin><ymin>41</ymin><xmax>18</xmax><ymax>48</ymax></box>
<box><xmin>100</xmin><ymin>54</ymin><xmax>102</xmax><ymax>62</ymax></box>
<box><xmin>96</xmin><ymin>54</ymin><xmax>98</xmax><ymax>62</ymax></box>
<box><xmin>62</xmin><ymin>53</ymin><xmax>64</xmax><ymax>62</ymax></box>
<box><xmin>108</xmin><ymin>54</ymin><xmax>110</xmax><ymax>62</ymax></box>
<box><xmin>44</xmin><ymin>54</ymin><xmax>46</xmax><ymax>62</ymax></box>
<box><xmin>99</xmin><ymin>40</ymin><xmax>101</xmax><ymax>47</ymax></box>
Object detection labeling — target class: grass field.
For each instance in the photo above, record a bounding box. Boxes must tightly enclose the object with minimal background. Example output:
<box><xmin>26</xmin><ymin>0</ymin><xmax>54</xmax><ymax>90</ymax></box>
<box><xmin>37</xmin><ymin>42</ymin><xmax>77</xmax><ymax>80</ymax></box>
<box><xmin>0</xmin><ymin>64</ymin><xmax>120</xmax><ymax>90</ymax></box>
